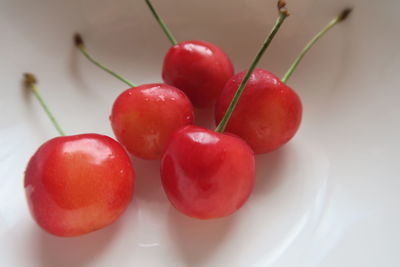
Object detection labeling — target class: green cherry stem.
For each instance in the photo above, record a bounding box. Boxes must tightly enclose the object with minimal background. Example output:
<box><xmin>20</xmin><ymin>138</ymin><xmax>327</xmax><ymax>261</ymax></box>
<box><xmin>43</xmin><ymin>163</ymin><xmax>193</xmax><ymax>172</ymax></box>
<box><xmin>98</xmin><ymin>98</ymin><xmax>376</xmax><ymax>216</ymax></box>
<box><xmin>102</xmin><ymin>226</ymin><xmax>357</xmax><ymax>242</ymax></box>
<box><xmin>215</xmin><ymin>0</ymin><xmax>289</xmax><ymax>133</ymax></box>
<box><xmin>74</xmin><ymin>34</ymin><xmax>136</xmax><ymax>88</ymax></box>
<box><xmin>145</xmin><ymin>0</ymin><xmax>178</xmax><ymax>46</ymax></box>
<box><xmin>281</xmin><ymin>8</ymin><xmax>352</xmax><ymax>83</ymax></box>
<box><xmin>24</xmin><ymin>73</ymin><xmax>66</xmax><ymax>136</ymax></box>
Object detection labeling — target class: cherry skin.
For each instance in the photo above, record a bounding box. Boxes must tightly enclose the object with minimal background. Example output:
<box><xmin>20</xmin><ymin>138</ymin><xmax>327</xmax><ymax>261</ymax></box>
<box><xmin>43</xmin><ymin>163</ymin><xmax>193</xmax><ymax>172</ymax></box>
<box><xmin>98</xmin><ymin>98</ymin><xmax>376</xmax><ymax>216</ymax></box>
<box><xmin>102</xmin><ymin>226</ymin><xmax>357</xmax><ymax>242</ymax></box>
<box><xmin>110</xmin><ymin>83</ymin><xmax>194</xmax><ymax>160</ymax></box>
<box><xmin>24</xmin><ymin>134</ymin><xmax>135</xmax><ymax>237</ymax></box>
<box><xmin>215</xmin><ymin>68</ymin><xmax>302</xmax><ymax>154</ymax></box>
<box><xmin>162</xmin><ymin>40</ymin><xmax>234</xmax><ymax>108</ymax></box>
<box><xmin>161</xmin><ymin>125</ymin><xmax>255</xmax><ymax>219</ymax></box>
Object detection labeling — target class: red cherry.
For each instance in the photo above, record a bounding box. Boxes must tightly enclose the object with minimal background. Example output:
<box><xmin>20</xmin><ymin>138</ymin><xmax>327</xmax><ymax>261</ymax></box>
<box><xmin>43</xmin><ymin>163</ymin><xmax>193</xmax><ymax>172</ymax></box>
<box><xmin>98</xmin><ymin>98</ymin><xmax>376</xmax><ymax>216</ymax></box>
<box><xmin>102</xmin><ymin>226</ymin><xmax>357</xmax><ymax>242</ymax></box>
<box><xmin>110</xmin><ymin>83</ymin><xmax>194</xmax><ymax>160</ymax></box>
<box><xmin>161</xmin><ymin>125</ymin><xmax>255</xmax><ymax>219</ymax></box>
<box><xmin>25</xmin><ymin>134</ymin><xmax>135</xmax><ymax>237</ymax></box>
<box><xmin>23</xmin><ymin>74</ymin><xmax>135</xmax><ymax>237</ymax></box>
<box><xmin>215</xmin><ymin>68</ymin><xmax>302</xmax><ymax>153</ymax></box>
<box><xmin>144</xmin><ymin>0</ymin><xmax>234</xmax><ymax>108</ymax></box>
<box><xmin>162</xmin><ymin>40</ymin><xmax>234</xmax><ymax>108</ymax></box>
<box><xmin>215</xmin><ymin>8</ymin><xmax>352</xmax><ymax>153</ymax></box>
<box><xmin>74</xmin><ymin>35</ymin><xmax>195</xmax><ymax>160</ymax></box>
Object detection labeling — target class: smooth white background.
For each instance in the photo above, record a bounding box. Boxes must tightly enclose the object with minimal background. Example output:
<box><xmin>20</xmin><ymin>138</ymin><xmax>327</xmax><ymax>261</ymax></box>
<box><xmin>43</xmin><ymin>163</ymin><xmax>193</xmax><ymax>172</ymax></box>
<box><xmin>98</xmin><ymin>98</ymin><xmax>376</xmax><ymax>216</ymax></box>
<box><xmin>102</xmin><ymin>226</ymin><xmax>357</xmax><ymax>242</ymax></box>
<box><xmin>1</xmin><ymin>0</ymin><xmax>399</xmax><ymax>266</ymax></box>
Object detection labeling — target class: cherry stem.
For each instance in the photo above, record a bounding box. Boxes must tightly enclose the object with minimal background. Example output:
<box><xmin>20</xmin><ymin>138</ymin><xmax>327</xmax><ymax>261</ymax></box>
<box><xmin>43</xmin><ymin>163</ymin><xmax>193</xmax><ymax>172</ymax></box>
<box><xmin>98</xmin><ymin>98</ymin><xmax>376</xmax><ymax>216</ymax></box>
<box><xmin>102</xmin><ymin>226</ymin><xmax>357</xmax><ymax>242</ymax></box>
<box><xmin>215</xmin><ymin>1</ymin><xmax>289</xmax><ymax>133</ymax></box>
<box><xmin>74</xmin><ymin>34</ymin><xmax>137</xmax><ymax>88</ymax></box>
<box><xmin>145</xmin><ymin>0</ymin><xmax>178</xmax><ymax>46</ymax></box>
<box><xmin>281</xmin><ymin>8</ymin><xmax>352</xmax><ymax>83</ymax></box>
<box><xmin>23</xmin><ymin>73</ymin><xmax>66</xmax><ymax>136</ymax></box>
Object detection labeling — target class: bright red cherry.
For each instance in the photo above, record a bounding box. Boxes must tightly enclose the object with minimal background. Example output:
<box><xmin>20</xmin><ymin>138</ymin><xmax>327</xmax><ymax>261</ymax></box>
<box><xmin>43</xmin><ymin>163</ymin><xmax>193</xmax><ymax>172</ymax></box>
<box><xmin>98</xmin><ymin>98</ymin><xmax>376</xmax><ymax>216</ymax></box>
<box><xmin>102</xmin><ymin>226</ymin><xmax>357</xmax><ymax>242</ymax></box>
<box><xmin>215</xmin><ymin>68</ymin><xmax>302</xmax><ymax>154</ymax></box>
<box><xmin>161</xmin><ymin>125</ymin><xmax>255</xmax><ymax>219</ymax></box>
<box><xmin>162</xmin><ymin>40</ymin><xmax>234</xmax><ymax>108</ymax></box>
<box><xmin>23</xmin><ymin>74</ymin><xmax>135</xmax><ymax>237</ymax></box>
<box><xmin>145</xmin><ymin>0</ymin><xmax>234</xmax><ymax>108</ymax></box>
<box><xmin>25</xmin><ymin>134</ymin><xmax>135</xmax><ymax>237</ymax></box>
<box><xmin>74</xmin><ymin>35</ymin><xmax>195</xmax><ymax>160</ymax></box>
<box><xmin>110</xmin><ymin>83</ymin><xmax>194</xmax><ymax>160</ymax></box>
<box><xmin>215</xmin><ymin>8</ymin><xmax>352</xmax><ymax>154</ymax></box>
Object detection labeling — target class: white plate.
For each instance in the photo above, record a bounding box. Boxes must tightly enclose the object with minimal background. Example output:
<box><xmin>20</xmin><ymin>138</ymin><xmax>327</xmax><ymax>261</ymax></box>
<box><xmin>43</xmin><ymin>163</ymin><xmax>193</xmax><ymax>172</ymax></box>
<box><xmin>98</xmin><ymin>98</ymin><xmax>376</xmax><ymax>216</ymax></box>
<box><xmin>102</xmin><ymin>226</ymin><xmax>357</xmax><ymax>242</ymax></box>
<box><xmin>1</xmin><ymin>0</ymin><xmax>399</xmax><ymax>266</ymax></box>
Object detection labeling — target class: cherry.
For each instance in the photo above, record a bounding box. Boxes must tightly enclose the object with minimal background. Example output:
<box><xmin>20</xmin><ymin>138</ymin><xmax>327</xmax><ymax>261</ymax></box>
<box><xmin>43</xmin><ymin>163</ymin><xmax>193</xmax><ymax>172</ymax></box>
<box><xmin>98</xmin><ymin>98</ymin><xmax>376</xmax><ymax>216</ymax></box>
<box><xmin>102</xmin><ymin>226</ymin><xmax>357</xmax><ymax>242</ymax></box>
<box><xmin>215</xmin><ymin>69</ymin><xmax>302</xmax><ymax>153</ymax></box>
<box><xmin>161</xmin><ymin>126</ymin><xmax>255</xmax><ymax>219</ymax></box>
<box><xmin>110</xmin><ymin>83</ymin><xmax>194</xmax><ymax>159</ymax></box>
<box><xmin>162</xmin><ymin>40</ymin><xmax>234</xmax><ymax>108</ymax></box>
<box><xmin>25</xmin><ymin>134</ymin><xmax>134</xmax><ymax>237</ymax></box>
<box><xmin>75</xmin><ymin>35</ymin><xmax>194</xmax><ymax>160</ymax></box>
<box><xmin>145</xmin><ymin>0</ymin><xmax>234</xmax><ymax>108</ymax></box>
<box><xmin>160</xmin><ymin>2</ymin><xmax>289</xmax><ymax>219</ymax></box>
<box><xmin>215</xmin><ymin>8</ymin><xmax>352</xmax><ymax>154</ymax></box>
<box><xmin>23</xmin><ymin>74</ymin><xmax>135</xmax><ymax>237</ymax></box>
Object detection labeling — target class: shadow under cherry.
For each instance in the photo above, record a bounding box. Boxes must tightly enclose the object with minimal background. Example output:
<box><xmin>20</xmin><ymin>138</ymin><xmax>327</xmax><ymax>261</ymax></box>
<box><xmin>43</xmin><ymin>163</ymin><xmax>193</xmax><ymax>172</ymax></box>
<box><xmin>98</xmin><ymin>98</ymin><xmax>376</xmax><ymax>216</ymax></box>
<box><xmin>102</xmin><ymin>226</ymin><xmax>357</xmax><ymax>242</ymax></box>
<box><xmin>167</xmin><ymin>207</ymin><xmax>235</xmax><ymax>267</ymax></box>
<box><xmin>132</xmin><ymin>157</ymin><xmax>168</xmax><ymax>204</ymax></box>
<box><xmin>34</xmin><ymin>207</ymin><xmax>131</xmax><ymax>267</ymax></box>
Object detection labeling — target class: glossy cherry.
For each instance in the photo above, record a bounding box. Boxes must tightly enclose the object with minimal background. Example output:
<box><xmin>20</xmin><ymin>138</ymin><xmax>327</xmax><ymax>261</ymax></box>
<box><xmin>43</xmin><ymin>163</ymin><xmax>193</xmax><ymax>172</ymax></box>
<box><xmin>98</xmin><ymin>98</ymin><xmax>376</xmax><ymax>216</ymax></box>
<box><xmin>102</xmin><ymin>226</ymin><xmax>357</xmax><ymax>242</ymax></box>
<box><xmin>145</xmin><ymin>0</ymin><xmax>234</xmax><ymax>108</ymax></box>
<box><xmin>23</xmin><ymin>74</ymin><xmax>135</xmax><ymax>237</ymax></box>
<box><xmin>215</xmin><ymin>69</ymin><xmax>302</xmax><ymax>153</ymax></box>
<box><xmin>162</xmin><ymin>40</ymin><xmax>234</xmax><ymax>108</ymax></box>
<box><xmin>25</xmin><ymin>134</ymin><xmax>135</xmax><ymax>237</ymax></box>
<box><xmin>161</xmin><ymin>125</ymin><xmax>255</xmax><ymax>219</ymax></box>
<box><xmin>110</xmin><ymin>83</ymin><xmax>194</xmax><ymax>159</ymax></box>
<box><xmin>215</xmin><ymin>8</ymin><xmax>351</xmax><ymax>154</ymax></box>
<box><xmin>75</xmin><ymin>34</ymin><xmax>194</xmax><ymax>160</ymax></box>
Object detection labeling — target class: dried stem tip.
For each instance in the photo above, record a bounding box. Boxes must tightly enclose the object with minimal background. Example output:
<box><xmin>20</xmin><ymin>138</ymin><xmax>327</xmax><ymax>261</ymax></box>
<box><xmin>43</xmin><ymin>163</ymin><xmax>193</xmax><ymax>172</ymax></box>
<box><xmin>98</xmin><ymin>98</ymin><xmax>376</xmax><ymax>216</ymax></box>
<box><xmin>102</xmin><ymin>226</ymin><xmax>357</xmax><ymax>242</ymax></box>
<box><xmin>74</xmin><ymin>33</ymin><xmax>84</xmax><ymax>47</ymax></box>
<box><xmin>278</xmin><ymin>0</ymin><xmax>289</xmax><ymax>16</ymax></box>
<box><xmin>24</xmin><ymin>73</ymin><xmax>37</xmax><ymax>87</ymax></box>
<box><xmin>277</xmin><ymin>0</ymin><xmax>286</xmax><ymax>10</ymax></box>
<box><xmin>338</xmin><ymin>8</ymin><xmax>353</xmax><ymax>22</ymax></box>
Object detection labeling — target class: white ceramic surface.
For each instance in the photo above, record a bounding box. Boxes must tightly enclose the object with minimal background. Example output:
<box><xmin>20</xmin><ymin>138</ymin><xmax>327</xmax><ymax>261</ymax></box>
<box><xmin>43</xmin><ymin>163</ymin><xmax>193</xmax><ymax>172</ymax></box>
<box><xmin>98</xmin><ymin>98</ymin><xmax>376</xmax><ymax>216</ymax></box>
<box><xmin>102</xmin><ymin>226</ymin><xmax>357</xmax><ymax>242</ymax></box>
<box><xmin>1</xmin><ymin>0</ymin><xmax>399</xmax><ymax>266</ymax></box>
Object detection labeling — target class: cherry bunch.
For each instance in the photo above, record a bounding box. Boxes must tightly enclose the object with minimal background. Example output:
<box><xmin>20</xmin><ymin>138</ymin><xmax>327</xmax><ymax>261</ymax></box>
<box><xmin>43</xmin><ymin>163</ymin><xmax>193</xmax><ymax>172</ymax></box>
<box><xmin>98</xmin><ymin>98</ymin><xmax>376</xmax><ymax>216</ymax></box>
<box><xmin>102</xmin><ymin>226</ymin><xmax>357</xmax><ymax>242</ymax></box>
<box><xmin>24</xmin><ymin>0</ymin><xmax>351</xmax><ymax>237</ymax></box>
